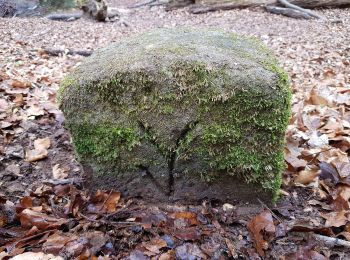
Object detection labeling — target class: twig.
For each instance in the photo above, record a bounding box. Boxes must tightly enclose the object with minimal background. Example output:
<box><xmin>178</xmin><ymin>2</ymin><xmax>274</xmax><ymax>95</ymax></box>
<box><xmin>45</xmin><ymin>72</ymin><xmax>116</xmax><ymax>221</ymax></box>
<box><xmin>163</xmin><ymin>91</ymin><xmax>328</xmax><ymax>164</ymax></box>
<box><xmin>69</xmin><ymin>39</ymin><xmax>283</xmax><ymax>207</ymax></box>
<box><xmin>313</xmin><ymin>234</ymin><xmax>350</xmax><ymax>248</ymax></box>
<box><xmin>257</xmin><ymin>198</ymin><xmax>283</xmax><ymax>223</ymax></box>
<box><xmin>42</xmin><ymin>178</ymin><xmax>83</xmax><ymax>186</ymax></box>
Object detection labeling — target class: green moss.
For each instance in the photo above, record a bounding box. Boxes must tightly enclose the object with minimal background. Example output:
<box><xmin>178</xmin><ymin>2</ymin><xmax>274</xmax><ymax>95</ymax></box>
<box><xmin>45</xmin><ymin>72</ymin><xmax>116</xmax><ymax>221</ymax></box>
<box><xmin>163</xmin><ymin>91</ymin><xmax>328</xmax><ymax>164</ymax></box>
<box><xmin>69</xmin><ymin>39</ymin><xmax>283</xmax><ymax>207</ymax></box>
<box><xmin>69</xmin><ymin>123</ymin><xmax>141</xmax><ymax>165</ymax></box>
<box><xmin>57</xmin><ymin>76</ymin><xmax>77</xmax><ymax>104</ymax></box>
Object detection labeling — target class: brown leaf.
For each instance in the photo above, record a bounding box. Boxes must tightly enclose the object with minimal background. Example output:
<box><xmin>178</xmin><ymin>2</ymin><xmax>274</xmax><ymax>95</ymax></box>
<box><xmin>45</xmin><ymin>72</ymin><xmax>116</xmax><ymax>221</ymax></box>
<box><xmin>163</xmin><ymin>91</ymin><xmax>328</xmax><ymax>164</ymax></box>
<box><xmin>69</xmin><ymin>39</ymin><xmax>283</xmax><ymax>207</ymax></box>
<box><xmin>20</xmin><ymin>196</ymin><xmax>33</xmax><ymax>209</ymax></box>
<box><xmin>142</xmin><ymin>238</ymin><xmax>167</xmax><ymax>254</ymax></box>
<box><xmin>13</xmin><ymin>94</ymin><xmax>24</xmax><ymax>106</ymax></box>
<box><xmin>294</xmin><ymin>167</ymin><xmax>320</xmax><ymax>185</ymax></box>
<box><xmin>26</xmin><ymin>104</ymin><xmax>45</xmax><ymax>117</ymax></box>
<box><xmin>170</xmin><ymin>211</ymin><xmax>198</xmax><ymax>226</ymax></box>
<box><xmin>25</xmin><ymin>137</ymin><xmax>51</xmax><ymax>162</ymax></box>
<box><xmin>43</xmin><ymin>232</ymin><xmax>76</xmax><ymax>255</ymax></box>
<box><xmin>34</xmin><ymin>137</ymin><xmax>51</xmax><ymax>150</ymax></box>
<box><xmin>11</xmin><ymin>79</ymin><xmax>31</xmax><ymax>89</ymax></box>
<box><xmin>247</xmin><ymin>211</ymin><xmax>276</xmax><ymax>256</ymax></box>
<box><xmin>334</xmin><ymin>162</ymin><xmax>350</xmax><ymax>178</ymax></box>
<box><xmin>19</xmin><ymin>209</ymin><xmax>66</xmax><ymax>230</ymax></box>
<box><xmin>320</xmin><ymin>210</ymin><xmax>349</xmax><ymax>227</ymax></box>
<box><xmin>87</xmin><ymin>190</ymin><xmax>121</xmax><ymax>213</ymax></box>
<box><xmin>11</xmin><ymin>252</ymin><xmax>63</xmax><ymax>260</ymax></box>
<box><xmin>105</xmin><ymin>191</ymin><xmax>121</xmax><ymax>213</ymax></box>
<box><xmin>330</xmin><ymin>195</ymin><xmax>350</xmax><ymax>212</ymax></box>
<box><xmin>338</xmin><ymin>185</ymin><xmax>350</xmax><ymax>201</ymax></box>
<box><xmin>52</xmin><ymin>164</ymin><xmax>68</xmax><ymax>179</ymax></box>
<box><xmin>25</xmin><ymin>148</ymin><xmax>48</xmax><ymax>162</ymax></box>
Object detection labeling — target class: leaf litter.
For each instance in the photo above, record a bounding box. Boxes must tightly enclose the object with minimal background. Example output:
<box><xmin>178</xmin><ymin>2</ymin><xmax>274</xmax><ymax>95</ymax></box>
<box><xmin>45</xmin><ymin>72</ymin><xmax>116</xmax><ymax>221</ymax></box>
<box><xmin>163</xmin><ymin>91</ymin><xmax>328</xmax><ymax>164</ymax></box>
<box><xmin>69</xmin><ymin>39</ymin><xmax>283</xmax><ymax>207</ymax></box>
<box><xmin>0</xmin><ymin>1</ymin><xmax>350</xmax><ymax>258</ymax></box>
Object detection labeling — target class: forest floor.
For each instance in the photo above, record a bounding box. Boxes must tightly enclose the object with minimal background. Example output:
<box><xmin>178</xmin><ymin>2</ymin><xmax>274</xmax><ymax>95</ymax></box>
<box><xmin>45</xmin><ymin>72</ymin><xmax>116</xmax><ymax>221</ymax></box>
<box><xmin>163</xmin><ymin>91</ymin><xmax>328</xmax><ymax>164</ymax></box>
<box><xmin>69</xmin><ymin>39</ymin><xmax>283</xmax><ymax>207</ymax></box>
<box><xmin>0</xmin><ymin>2</ymin><xmax>350</xmax><ymax>259</ymax></box>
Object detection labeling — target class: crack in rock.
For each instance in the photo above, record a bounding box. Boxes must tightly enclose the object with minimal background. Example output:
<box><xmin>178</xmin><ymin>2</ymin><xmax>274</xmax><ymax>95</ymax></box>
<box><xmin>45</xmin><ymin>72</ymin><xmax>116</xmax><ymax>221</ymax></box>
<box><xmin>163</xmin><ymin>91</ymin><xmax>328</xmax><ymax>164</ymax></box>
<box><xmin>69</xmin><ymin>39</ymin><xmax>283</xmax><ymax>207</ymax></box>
<box><xmin>138</xmin><ymin>120</ymin><xmax>198</xmax><ymax>196</ymax></box>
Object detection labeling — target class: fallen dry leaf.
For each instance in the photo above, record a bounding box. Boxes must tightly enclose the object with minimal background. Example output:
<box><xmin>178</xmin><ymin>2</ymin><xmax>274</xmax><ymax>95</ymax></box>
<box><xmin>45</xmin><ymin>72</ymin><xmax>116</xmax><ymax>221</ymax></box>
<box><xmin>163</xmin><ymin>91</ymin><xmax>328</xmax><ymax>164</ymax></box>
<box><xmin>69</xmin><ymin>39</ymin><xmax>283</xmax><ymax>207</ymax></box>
<box><xmin>294</xmin><ymin>167</ymin><xmax>320</xmax><ymax>185</ymax></box>
<box><xmin>34</xmin><ymin>137</ymin><xmax>51</xmax><ymax>150</ymax></box>
<box><xmin>25</xmin><ymin>148</ymin><xmax>48</xmax><ymax>162</ymax></box>
<box><xmin>334</xmin><ymin>162</ymin><xmax>350</xmax><ymax>178</ymax></box>
<box><xmin>19</xmin><ymin>208</ymin><xmax>66</xmax><ymax>230</ymax></box>
<box><xmin>52</xmin><ymin>164</ymin><xmax>68</xmax><ymax>179</ymax></box>
<box><xmin>87</xmin><ymin>190</ymin><xmax>121</xmax><ymax>213</ymax></box>
<box><xmin>25</xmin><ymin>137</ymin><xmax>51</xmax><ymax>162</ymax></box>
<box><xmin>321</xmin><ymin>210</ymin><xmax>349</xmax><ymax>228</ymax></box>
<box><xmin>247</xmin><ymin>211</ymin><xmax>276</xmax><ymax>256</ymax></box>
<box><xmin>142</xmin><ymin>238</ymin><xmax>167</xmax><ymax>254</ymax></box>
<box><xmin>11</xmin><ymin>79</ymin><xmax>31</xmax><ymax>89</ymax></box>
<box><xmin>170</xmin><ymin>211</ymin><xmax>198</xmax><ymax>226</ymax></box>
<box><xmin>12</xmin><ymin>252</ymin><xmax>64</xmax><ymax>260</ymax></box>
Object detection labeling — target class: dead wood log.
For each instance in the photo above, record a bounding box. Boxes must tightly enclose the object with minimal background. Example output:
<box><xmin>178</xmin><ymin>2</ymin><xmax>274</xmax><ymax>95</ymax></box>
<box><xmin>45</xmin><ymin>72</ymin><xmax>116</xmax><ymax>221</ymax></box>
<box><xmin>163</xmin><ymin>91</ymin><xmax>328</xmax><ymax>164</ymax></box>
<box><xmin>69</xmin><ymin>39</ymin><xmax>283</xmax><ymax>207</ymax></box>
<box><xmin>281</xmin><ymin>0</ymin><xmax>350</xmax><ymax>8</ymax></box>
<box><xmin>46</xmin><ymin>10</ymin><xmax>119</xmax><ymax>22</ymax></box>
<box><xmin>46</xmin><ymin>12</ymin><xmax>82</xmax><ymax>21</ymax></box>
<box><xmin>266</xmin><ymin>6</ymin><xmax>313</xmax><ymax>19</ymax></box>
<box><xmin>278</xmin><ymin>0</ymin><xmax>324</xmax><ymax>19</ymax></box>
<box><xmin>40</xmin><ymin>48</ymin><xmax>93</xmax><ymax>57</ymax></box>
<box><xmin>183</xmin><ymin>0</ymin><xmax>350</xmax><ymax>13</ymax></box>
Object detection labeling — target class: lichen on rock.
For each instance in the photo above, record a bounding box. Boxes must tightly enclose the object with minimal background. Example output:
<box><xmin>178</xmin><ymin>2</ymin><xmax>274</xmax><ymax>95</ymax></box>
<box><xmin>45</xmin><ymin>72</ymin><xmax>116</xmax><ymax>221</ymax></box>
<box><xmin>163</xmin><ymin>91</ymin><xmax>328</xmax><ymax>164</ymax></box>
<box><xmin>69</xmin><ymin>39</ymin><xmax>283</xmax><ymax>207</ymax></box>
<box><xmin>59</xmin><ymin>28</ymin><xmax>291</xmax><ymax>202</ymax></box>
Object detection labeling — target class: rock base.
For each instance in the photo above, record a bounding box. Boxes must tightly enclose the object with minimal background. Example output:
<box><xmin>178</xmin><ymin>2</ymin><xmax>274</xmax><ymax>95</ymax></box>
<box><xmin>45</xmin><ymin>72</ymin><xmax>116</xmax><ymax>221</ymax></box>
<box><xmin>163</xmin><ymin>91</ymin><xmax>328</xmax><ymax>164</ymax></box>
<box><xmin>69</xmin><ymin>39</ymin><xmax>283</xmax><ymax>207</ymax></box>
<box><xmin>83</xmin><ymin>165</ymin><xmax>272</xmax><ymax>204</ymax></box>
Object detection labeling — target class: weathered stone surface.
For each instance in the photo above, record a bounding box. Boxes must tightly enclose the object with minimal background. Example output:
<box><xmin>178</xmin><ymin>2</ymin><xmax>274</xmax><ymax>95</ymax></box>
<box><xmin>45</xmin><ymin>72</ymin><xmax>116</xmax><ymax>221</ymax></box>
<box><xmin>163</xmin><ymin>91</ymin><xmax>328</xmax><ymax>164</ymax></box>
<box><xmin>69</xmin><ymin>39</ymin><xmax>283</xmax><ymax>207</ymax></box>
<box><xmin>59</xmin><ymin>28</ymin><xmax>291</xmax><ymax>203</ymax></box>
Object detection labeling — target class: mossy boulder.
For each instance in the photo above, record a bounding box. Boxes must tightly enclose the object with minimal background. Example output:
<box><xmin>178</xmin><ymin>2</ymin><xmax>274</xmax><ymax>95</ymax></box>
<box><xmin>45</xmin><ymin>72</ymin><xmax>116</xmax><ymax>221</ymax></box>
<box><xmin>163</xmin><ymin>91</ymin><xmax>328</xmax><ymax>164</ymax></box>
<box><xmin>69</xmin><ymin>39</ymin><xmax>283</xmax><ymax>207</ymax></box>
<box><xmin>59</xmin><ymin>28</ymin><xmax>291</xmax><ymax>203</ymax></box>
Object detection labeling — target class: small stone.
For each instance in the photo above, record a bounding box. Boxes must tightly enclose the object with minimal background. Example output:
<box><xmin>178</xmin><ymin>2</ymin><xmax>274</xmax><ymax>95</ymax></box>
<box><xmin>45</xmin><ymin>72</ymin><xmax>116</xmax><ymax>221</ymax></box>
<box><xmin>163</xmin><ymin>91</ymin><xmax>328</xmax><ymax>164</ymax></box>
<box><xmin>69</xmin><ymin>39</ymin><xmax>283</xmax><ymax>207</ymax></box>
<box><xmin>223</xmin><ymin>203</ymin><xmax>235</xmax><ymax>212</ymax></box>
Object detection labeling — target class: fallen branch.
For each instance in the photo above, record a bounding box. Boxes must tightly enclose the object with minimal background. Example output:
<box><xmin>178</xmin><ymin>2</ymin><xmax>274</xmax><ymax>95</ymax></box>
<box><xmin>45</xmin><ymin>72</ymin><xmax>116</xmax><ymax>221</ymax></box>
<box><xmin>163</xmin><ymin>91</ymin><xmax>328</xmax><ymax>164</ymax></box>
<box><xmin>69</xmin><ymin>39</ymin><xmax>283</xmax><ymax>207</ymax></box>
<box><xmin>180</xmin><ymin>0</ymin><xmax>350</xmax><ymax>14</ymax></box>
<box><xmin>40</xmin><ymin>48</ymin><xmax>93</xmax><ymax>57</ymax></box>
<box><xmin>313</xmin><ymin>234</ymin><xmax>350</xmax><ymax>248</ymax></box>
<box><xmin>266</xmin><ymin>5</ymin><xmax>313</xmax><ymax>19</ymax></box>
<box><xmin>42</xmin><ymin>178</ymin><xmax>84</xmax><ymax>186</ymax></box>
<box><xmin>46</xmin><ymin>13</ymin><xmax>82</xmax><ymax>21</ymax></box>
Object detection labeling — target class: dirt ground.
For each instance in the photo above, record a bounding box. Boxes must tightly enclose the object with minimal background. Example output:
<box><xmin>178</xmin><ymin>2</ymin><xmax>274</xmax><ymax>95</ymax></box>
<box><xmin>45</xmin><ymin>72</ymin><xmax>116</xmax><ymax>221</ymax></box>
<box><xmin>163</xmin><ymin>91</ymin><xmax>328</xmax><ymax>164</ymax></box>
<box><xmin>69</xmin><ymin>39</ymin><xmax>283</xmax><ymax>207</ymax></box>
<box><xmin>1</xmin><ymin>2</ymin><xmax>350</xmax><ymax>259</ymax></box>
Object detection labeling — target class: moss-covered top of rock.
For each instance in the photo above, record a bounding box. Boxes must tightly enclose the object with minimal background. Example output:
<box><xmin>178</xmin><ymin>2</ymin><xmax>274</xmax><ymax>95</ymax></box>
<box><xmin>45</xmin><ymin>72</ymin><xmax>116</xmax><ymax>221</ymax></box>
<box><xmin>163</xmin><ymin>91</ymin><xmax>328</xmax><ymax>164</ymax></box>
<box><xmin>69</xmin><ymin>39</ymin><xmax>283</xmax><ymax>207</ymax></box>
<box><xmin>59</xmin><ymin>28</ymin><xmax>291</xmax><ymax>199</ymax></box>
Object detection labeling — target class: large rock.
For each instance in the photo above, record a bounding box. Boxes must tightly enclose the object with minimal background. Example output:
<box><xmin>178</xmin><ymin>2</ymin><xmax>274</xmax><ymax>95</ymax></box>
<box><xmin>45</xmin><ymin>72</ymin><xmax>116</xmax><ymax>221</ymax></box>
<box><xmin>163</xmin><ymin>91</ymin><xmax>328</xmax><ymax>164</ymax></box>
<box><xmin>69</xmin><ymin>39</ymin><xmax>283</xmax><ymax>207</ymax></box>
<box><xmin>59</xmin><ymin>28</ymin><xmax>291</xmax><ymax>203</ymax></box>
